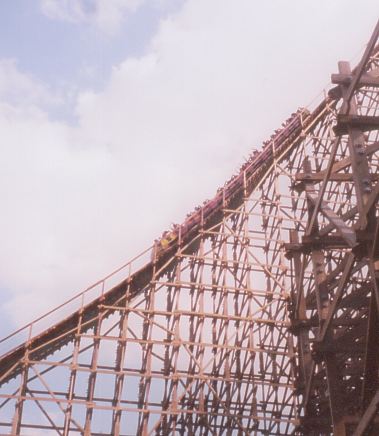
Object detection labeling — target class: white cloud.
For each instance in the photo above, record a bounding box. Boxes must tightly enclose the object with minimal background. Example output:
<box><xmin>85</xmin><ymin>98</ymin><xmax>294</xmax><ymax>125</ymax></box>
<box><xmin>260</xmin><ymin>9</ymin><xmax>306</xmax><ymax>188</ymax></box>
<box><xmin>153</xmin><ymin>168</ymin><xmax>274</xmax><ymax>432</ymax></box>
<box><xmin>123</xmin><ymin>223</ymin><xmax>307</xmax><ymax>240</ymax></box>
<box><xmin>40</xmin><ymin>0</ymin><xmax>146</xmax><ymax>35</ymax></box>
<box><xmin>1</xmin><ymin>0</ymin><xmax>379</xmax><ymax>330</ymax></box>
<box><xmin>0</xmin><ymin>59</ymin><xmax>60</xmax><ymax>108</ymax></box>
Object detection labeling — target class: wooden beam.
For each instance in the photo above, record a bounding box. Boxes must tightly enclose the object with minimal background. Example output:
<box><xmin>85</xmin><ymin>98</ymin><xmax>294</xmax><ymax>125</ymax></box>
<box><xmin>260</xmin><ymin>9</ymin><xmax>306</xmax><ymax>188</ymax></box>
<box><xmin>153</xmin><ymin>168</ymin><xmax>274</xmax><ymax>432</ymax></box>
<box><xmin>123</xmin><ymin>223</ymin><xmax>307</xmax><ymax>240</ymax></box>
<box><xmin>318</xmin><ymin>253</ymin><xmax>355</xmax><ymax>343</ymax></box>
<box><xmin>334</xmin><ymin>114</ymin><xmax>379</xmax><ymax>135</ymax></box>
<box><xmin>306</xmin><ymin>191</ymin><xmax>356</xmax><ymax>247</ymax></box>
<box><xmin>289</xmin><ymin>231</ymin><xmax>312</xmax><ymax>392</ymax></box>
<box><xmin>361</xmin><ymin>294</ymin><xmax>379</xmax><ymax>412</ymax></box>
<box><xmin>342</xmin><ymin>19</ymin><xmax>379</xmax><ymax>114</ymax></box>
<box><xmin>331</xmin><ymin>73</ymin><xmax>379</xmax><ymax>88</ymax></box>
<box><xmin>353</xmin><ymin>390</ymin><xmax>379</xmax><ymax>436</ymax></box>
<box><xmin>296</xmin><ymin>172</ymin><xmax>379</xmax><ymax>183</ymax></box>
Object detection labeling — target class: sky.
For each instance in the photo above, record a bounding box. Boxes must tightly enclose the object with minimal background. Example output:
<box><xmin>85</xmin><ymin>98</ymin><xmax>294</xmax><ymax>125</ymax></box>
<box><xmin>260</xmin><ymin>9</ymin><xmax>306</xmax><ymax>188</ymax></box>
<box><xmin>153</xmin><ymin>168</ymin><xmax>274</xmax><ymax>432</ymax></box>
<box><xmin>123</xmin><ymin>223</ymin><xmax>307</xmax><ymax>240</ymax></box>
<box><xmin>0</xmin><ymin>0</ymin><xmax>378</xmax><ymax>338</ymax></box>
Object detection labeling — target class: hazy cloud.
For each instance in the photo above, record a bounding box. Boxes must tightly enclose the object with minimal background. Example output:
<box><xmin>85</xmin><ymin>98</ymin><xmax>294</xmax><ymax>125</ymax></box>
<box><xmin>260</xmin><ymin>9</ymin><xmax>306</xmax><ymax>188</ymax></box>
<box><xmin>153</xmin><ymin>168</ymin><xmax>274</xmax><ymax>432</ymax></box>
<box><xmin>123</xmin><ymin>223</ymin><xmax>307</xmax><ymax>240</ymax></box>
<box><xmin>40</xmin><ymin>0</ymin><xmax>146</xmax><ymax>35</ymax></box>
<box><xmin>0</xmin><ymin>59</ymin><xmax>61</xmax><ymax>108</ymax></box>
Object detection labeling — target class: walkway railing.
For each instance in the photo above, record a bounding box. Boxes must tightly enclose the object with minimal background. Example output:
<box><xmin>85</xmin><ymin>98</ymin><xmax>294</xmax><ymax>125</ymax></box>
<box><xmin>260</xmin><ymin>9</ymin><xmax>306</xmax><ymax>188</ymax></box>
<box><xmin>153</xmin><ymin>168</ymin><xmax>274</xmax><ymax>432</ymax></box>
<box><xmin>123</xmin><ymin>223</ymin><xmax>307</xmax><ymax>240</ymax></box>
<box><xmin>0</xmin><ymin>245</ymin><xmax>153</xmax><ymax>357</ymax></box>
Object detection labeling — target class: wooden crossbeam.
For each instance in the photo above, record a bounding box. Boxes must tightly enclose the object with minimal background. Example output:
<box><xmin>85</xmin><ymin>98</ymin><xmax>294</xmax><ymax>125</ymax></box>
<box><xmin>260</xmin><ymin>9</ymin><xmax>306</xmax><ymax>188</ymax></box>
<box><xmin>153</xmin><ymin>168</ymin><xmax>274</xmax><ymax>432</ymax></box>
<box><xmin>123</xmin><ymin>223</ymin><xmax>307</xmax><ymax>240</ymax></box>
<box><xmin>306</xmin><ymin>191</ymin><xmax>356</xmax><ymax>247</ymax></box>
<box><xmin>353</xmin><ymin>390</ymin><xmax>379</xmax><ymax>436</ymax></box>
<box><xmin>331</xmin><ymin>72</ymin><xmax>379</xmax><ymax>88</ymax></box>
<box><xmin>317</xmin><ymin>253</ymin><xmax>355</xmax><ymax>343</ymax></box>
<box><xmin>334</xmin><ymin>114</ymin><xmax>379</xmax><ymax>135</ymax></box>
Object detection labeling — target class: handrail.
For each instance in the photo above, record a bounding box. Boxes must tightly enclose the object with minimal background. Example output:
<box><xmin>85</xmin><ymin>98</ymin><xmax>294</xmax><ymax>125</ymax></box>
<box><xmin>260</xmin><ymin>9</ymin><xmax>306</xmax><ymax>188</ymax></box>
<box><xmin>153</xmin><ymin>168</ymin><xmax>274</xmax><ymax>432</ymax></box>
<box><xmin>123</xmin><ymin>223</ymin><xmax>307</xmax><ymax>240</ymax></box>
<box><xmin>0</xmin><ymin>245</ymin><xmax>152</xmax><ymax>347</ymax></box>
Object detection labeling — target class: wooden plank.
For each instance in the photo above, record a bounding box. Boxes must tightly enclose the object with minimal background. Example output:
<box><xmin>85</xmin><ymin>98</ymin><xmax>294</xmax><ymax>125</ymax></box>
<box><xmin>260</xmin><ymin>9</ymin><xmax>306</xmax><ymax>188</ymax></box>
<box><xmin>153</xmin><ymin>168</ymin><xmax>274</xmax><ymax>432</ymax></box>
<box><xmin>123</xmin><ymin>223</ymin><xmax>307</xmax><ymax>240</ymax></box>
<box><xmin>331</xmin><ymin>72</ymin><xmax>379</xmax><ymax>88</ymax></box>
<box><xmin>318</xmin><ymin>253</ymin><xmax>355</xmax><ymax>342</ymax></box>
<box><xmin>353</xmin><ymin>390</ymin><xmax>379</xmax><ymax>436</ymax></box>
<box><xmin>296</xmin><ymin>172</ymin><xmax>379</xmax><ymax>183</ymax></box>
<box><xmin>334</xmin><ymin>114</ymin><xmax>379</xmax><ymax>135</ymax></box>
<box><xmin>306</xmin><ymin>191</ymin><xmax>356</xmax><ymax>247</ymax></box>
<box><xmin>361</xmin><ymin>294</ymin><xmax>379</xmax><ymax>412</ymax></box>
<box><xmin>341</xmin><ymin>19</ymin><xmax>379</xmax><ymax>113</ymax></box>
